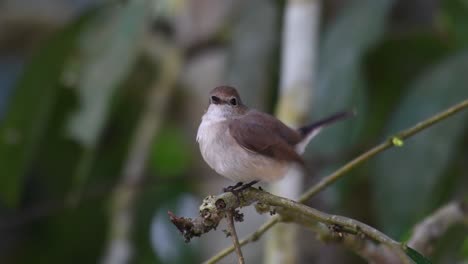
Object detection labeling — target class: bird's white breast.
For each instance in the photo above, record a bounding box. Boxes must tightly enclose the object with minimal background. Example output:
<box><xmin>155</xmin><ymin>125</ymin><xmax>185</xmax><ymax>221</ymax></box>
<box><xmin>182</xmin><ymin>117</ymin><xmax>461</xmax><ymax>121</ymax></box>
<box><xmin>197</xmin><ymin>108</ymin><xmax>289</xmax><ymax>182</ymax></box>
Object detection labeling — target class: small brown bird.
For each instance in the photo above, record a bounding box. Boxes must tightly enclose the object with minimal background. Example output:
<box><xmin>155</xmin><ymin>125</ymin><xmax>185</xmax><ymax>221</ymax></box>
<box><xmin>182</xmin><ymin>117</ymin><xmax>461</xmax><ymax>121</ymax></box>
<box><xmin>197</xmin><ymin>86</ymin><xmax>353</xmax><ymax>190</ymax></box>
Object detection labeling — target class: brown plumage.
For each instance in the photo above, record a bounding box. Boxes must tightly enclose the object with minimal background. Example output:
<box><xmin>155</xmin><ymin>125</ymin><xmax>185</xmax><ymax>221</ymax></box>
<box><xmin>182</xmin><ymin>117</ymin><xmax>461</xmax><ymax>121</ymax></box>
<box><xmin>197</xmin><ymin>85</ymin><xmax>354</xmax><ymax>183</ymax></box>
<box><xmin>229</xmin><ymin>110</ymin><xmax>304</xmax><ymax>165</ymax></box>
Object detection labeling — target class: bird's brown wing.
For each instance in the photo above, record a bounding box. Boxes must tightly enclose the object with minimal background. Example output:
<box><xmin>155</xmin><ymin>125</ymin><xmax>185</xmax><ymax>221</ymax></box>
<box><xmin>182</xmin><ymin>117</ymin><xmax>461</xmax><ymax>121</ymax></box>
<box><xmin>228</xmin><ymin>112</ymin><xmax>304</xmax><ymax>164</ymax></box>
<box><xmin>245</xmin><ymin>111</ymin><xmax>303</xmax><ymax>144</ymax></box>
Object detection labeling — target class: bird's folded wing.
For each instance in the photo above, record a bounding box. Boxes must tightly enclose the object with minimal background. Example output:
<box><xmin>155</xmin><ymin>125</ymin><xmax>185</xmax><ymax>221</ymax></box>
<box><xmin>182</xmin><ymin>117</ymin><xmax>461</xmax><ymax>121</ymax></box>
<box><xmin>228</xmin><ymin>117</ymin><xmax>304</xmax><ymax>165</ymax></box>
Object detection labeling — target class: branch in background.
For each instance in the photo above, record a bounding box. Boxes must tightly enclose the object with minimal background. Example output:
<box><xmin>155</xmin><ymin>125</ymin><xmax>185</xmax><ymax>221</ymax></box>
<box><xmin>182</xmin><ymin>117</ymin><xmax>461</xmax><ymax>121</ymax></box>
<box><xmin>201</xmin><ymin>99</ymin><xmax>468</xmax><ymax>262</ymax></box>
<box><xmin>269</xmin><ymin>0</ymin><xmax>321</xmax><ymax>261</ymax></box>
<box><xmin>299</xmin><ymin>98</ymin><xmax>468</xmax><ymax>202</ymax></box>
<box><xmin>100</xmin><ymin>35</ymin><xmax>182</xmax><ymax>264</ymax></box>
<box><xmin>169</xmin><ymin>188</ymin><xmax>411</xmax><ymax>264</ymax></box>
<box><xmin>408</xmin><ymin>200</ymin><xmax>468</xmax><ymax>255</ymax></box>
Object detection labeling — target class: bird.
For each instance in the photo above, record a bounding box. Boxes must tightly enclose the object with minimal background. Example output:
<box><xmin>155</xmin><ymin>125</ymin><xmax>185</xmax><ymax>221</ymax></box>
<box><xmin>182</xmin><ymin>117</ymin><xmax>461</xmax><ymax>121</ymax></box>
<box><xmin>196</xmin><ymin>85</ymin><xmax>353</xmax><ymax>191</ymax></box>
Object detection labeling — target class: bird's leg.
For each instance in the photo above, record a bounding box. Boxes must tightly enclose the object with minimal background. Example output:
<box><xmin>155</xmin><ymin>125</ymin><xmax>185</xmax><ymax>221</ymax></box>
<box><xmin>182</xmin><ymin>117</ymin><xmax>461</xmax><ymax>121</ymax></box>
<box><xmin>236</xmin><ymin>180</ymin><xmax>259</xmax><ymax>192</ymax></box>
<box><xmin>223</xmin><ymin>180</ymin><xmax>259</xmax><ymax>193</ymax></box>
<box><xmin>222</xmin><ymin>181</ymin><xmax>260</xmax><ymax>206</ymax></box>
<box><xmin>223</xmin><ymin>182</ymin><xmax>244</xmax><ymax>192</ymax></box>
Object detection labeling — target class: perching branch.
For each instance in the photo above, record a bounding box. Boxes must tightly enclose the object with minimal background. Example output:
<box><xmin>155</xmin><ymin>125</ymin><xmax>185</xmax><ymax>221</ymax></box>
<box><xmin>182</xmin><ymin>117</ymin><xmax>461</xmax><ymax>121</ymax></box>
<box><xmin>170</xmin><ymin>188</ymin><xmax>411</xmax><ymax>264</ymax></box>
<box><xmin>200</xmin><ymin>99</ymin><xmax>468</xmax><ymax>262</ymax></box>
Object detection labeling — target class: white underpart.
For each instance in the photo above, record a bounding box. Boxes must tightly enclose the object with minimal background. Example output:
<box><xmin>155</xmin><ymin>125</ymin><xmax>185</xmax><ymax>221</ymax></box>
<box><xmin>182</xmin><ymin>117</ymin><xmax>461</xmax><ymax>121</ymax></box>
<box><xmin>196</xmin><ymin>104</ymin><xmax>229</xmax><ymax>139</ymax></box>
<box><xmin>197</xmin><ymin>105</ymin><xmax>289</xmax><ymax>183</ymax></box>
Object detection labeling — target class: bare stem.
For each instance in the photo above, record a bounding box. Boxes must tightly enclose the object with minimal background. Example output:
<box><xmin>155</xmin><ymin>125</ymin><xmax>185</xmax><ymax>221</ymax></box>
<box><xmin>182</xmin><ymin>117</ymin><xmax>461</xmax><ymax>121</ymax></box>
<box><xmin>226</xmin><ymin>210</ymin><xmax>245</xmax><ymax>264</ymax></box>
<box><xmin>204</xmin><ymin>99</ymin><xmax>468</xmax><ymax>263</ymax></box>
<box><xmin>300</xmin><ymin>98</ymin><xmax>468</xmax><ymax>202</ymax></box>
<box><xmin>203</xmin><ymin>218</ymin><xmax>280</xmax><ymax>264</ymax></box>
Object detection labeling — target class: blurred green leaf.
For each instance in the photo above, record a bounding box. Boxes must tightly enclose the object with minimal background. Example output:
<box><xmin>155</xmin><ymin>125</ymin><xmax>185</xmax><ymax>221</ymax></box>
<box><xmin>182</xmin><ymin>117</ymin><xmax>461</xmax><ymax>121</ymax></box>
<box><xmin>405</xmin><ymin>246</ymin><xmax>432</xmax><ymax>264</ymax></box>
<box><xmin>440</xmin><ymin>0</ymin><xmax>468</xmax><ymax>47</ymax></box>
<box><xmin>15</xmin><ymin>198</ymin><xmax>109</xmax><ymax>264</ymax></box>
<box><xmin>372</xmin><ymin>50</ymin><xmax>468</xmax><ymax>237</ymax></box>
<box><xmin>429</xmin><ymin>224</ymin><xmax>468</xmax><ymax>263</ymax></box>
<box><xmin>65</xmin><ymin>0</ymin><xmax>150</xmax><ymax>202</ymax></box>
<box><xmin>9</xmin><ymin>59</ymin><xmax>157</xmax><ymax>264</ymax></box>
<box><xmin>67</xmin><ymin>0</ymin><xmax>149</xmax><ymax>147</ymax></box>
<box><xmin>364</xmin><ymin>33</ymin><xmax>452</xmax><ymax>138</ymax></box>
<box><xmin>0</xmin><ymin>10</ymin><xmax>95</xmax><ymax>207</ymax></box>
<box><xmin>311</xmin><ymin>0</ymin><xmax>396</xmax><ymax>155</ymax></box>
<box><xmin>461</xmin><ymin>236</ymin><xmax>468</xmax><ymax>258</ymax></box>
<box><xmin>150</xmin><ymin>126</ymin><xmax>191</xmax><ymax>177</ymax></box>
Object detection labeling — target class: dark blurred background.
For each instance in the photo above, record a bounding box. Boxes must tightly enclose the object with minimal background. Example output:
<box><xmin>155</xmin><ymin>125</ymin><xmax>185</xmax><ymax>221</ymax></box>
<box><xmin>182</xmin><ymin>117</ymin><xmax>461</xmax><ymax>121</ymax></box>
<box><xmin>0</xmin><ymin>0</ymin><xmax>467</xmax><ymax>263</ymax></box>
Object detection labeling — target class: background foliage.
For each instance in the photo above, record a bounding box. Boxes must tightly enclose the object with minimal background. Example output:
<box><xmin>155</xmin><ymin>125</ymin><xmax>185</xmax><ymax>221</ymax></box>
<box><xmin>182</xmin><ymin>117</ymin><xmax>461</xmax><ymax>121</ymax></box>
<box><xmin>0</xmin><ymin>0</ymin><xmax>467</xmax><ymax>263</ymax></box>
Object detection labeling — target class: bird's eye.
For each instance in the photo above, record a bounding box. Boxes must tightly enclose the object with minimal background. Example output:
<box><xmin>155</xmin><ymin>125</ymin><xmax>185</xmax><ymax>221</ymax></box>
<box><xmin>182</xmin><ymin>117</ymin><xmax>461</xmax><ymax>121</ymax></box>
<box><xmin>211</xmin><ymin>96</ymin><xmax>220</xmax><ymax>104</ymax></box>
<box><xmin>229</xmin><ymin>98</ymin><xmax>237</xmax><ymax>106</ymax></box>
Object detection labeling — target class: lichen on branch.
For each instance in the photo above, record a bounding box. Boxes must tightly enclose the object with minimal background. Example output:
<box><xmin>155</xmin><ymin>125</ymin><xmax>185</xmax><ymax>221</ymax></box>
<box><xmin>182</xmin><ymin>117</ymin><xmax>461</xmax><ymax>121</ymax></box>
<box><xmin>169</xmin><ymin>188</ymin><xmax>411</xmax><ymax>264</ymax></box>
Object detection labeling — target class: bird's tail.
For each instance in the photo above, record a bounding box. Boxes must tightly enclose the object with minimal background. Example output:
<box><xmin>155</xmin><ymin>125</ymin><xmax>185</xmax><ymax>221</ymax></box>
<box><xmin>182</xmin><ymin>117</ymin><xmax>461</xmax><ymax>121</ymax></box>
<box><xmin>298</xmin><ymin>110</ymin><xmax>355</xmax><ymax>137</ymax></box>
<box><xmin>295</xmin><ymin>110</ymin><xmax>355</xmax><ymax>154</ymax></box>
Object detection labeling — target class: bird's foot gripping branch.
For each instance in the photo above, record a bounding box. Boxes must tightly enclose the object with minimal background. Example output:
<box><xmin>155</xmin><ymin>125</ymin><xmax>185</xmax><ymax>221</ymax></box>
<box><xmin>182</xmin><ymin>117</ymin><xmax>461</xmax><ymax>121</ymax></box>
<box><xmin>168</xmin><ymin>188</ymin><xmax>433</xmax><ymax>264</ymax></box>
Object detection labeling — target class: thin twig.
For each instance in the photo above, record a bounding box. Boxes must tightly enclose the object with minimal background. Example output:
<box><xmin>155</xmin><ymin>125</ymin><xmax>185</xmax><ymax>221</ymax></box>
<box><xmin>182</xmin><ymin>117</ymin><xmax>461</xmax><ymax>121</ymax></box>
<box><xmin>203</xmin><ymin>218</ymin><xmax>279</xmax><ymax>264</ymax></box>
<box><xmin>226</xmin><ymin>210</ymin><xmax>245</xmax><ymax>264</ymax></box>
<box><xmin>204</xmin><ymin>98</ymin><xmax>468</xmax><ymax>263</ymax></box>
<box><xmin>300</xmin><ymin>98</ymin><xmax>468</xmax><ymax>202</ymax></box>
